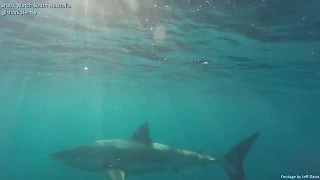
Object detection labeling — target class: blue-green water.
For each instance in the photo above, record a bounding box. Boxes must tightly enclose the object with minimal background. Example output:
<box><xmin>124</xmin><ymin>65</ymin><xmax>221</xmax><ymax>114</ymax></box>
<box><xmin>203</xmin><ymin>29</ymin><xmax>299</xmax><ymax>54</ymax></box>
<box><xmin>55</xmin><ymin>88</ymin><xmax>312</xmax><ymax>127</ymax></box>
<box><xmin>1</xmin><ymin>0</ymin><xmax>320</xmax><ymax>179</ymax></box>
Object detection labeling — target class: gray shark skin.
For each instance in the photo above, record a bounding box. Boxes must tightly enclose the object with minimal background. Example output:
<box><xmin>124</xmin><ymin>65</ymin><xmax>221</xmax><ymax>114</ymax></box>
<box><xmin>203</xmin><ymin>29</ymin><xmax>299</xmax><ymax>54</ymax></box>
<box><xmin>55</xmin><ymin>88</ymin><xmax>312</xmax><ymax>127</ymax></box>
<box><xmin>50</xmin><ymin>122</ymin><xmax>259</xmax><ymax>180</ymax></box>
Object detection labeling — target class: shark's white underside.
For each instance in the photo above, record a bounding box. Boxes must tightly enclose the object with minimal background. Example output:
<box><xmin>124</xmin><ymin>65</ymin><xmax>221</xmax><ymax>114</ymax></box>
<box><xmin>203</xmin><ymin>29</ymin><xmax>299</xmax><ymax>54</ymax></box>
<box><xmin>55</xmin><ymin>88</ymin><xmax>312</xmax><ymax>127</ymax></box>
<box><xmin>66</xmin><ymin>158</ymin><xmax>172</xmax><ymax>174</ymax></box>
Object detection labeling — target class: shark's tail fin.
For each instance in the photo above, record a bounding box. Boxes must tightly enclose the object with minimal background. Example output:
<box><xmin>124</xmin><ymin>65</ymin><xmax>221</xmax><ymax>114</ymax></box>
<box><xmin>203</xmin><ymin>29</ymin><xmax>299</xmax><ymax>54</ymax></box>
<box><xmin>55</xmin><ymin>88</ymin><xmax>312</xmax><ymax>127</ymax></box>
<box><xmin>222</xmin><ymin>132</ymin><xmax>260</xmax><ymax>180</ymax></box>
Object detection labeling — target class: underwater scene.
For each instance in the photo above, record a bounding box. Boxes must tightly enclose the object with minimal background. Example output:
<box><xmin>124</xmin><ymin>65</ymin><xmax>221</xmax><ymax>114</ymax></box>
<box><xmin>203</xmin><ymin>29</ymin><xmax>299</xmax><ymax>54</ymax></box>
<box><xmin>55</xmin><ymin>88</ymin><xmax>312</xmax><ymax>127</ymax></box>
<box><xmin>1</xmin><ymin>0</ymin><xmax>319</xmax><ymax>180</ymax></box>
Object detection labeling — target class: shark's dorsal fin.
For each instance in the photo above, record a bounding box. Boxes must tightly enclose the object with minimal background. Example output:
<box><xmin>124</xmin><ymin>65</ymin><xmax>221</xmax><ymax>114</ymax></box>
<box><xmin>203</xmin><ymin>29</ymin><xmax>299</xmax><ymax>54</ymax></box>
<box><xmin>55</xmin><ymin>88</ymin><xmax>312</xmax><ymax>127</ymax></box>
<box><xmin>131</xmin><ymin>121</ymin><xmax>153</xmax><ymax>145</ymax></box>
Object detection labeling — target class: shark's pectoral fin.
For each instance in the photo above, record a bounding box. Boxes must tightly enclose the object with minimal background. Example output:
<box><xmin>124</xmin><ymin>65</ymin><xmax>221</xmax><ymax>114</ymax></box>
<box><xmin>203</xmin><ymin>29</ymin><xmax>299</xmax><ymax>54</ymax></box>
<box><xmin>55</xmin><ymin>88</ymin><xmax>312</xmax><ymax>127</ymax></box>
<box><xmin>107</xmin><ymin>169</ymin><xmax>126</xmax><ymax>180</ymax></box>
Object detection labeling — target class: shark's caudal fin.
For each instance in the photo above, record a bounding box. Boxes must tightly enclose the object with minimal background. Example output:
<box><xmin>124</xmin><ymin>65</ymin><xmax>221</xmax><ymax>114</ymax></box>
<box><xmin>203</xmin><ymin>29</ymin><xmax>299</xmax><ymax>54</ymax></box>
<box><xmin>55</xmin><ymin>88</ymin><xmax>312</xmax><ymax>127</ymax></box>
<box><xmin>222</xmin><ymin>132</ymin><xmax>260</xmax><ymax>180</ymax></box>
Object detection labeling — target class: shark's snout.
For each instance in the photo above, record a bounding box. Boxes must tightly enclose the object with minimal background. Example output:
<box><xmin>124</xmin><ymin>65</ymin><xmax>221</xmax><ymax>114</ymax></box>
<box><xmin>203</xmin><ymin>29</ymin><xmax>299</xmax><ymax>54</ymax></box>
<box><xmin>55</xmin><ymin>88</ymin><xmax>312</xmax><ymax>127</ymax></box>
<box><xmin>50</xmin><ymin>147</ymin><xmax>89</xmax><ymax>162</ymax></box>
<box><xmin>50</xmin><ymin>150</ymin><xmax>68</xmax><ymax>161</ymax></box>
<box><xmin>50</xmin><ymin>152</ymin><xmax>60</xmax><ymax>160</ymax></box>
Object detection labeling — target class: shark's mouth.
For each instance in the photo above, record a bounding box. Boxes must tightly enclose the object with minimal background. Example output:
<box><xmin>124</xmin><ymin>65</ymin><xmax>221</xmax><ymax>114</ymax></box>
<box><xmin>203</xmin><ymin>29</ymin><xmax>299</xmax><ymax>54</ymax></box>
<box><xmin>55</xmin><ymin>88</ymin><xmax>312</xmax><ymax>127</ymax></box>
<box><xmin>62</xmin><ymin>158</ymin><xmax>106</xmax><ymax>172</ymax></box>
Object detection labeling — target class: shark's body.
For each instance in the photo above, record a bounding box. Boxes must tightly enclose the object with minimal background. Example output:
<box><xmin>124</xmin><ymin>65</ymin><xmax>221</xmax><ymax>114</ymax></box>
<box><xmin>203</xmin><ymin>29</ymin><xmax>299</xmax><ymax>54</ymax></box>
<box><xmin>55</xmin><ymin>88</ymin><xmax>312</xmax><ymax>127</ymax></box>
<box><xmin>51</xmin><ymin>122</ymin><xmax>259</xmax><ymax>180</ymax></box>
<box><xmin>53</xmin><ymin>139</ymin><xmax>220</xmax><ymax>174</ymax></box>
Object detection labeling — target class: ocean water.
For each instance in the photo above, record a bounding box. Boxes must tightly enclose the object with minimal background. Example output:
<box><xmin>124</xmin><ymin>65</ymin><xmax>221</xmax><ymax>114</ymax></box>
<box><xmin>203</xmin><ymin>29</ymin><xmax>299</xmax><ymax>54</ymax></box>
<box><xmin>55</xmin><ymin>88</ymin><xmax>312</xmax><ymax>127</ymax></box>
<box><xmin>1</xmin><ymin>0</ymin><xmax>320</xmax><ymax>180</ymax></box>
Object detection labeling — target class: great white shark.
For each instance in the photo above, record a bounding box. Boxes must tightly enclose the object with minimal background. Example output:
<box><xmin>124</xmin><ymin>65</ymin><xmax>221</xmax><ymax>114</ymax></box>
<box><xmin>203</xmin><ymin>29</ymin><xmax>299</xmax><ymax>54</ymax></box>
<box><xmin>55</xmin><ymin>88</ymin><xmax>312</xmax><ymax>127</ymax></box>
<box><xmin>50</xmin><ymin>122</ymin><xmax>259</xmax><ymax>180</ymax></box>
